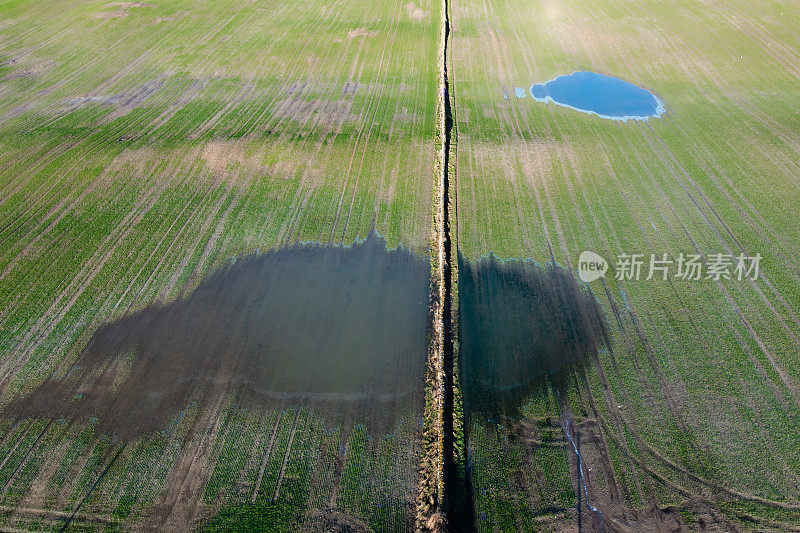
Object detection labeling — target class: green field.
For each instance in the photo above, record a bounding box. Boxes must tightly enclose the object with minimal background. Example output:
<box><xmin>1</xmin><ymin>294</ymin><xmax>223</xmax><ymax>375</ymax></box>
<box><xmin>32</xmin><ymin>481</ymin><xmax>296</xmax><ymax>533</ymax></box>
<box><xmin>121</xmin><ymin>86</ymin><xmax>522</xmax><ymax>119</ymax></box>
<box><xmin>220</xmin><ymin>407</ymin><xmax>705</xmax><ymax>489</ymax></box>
<box><xmin>452</xmin><ymin>0</ymin><xmax>800</xmax><ymax>529</ymax></box>
<box><xmin>0</xmin><ymin>0</ymin><xmax>438</xmax><ymax>530</ymax></box>
<box><xmin>2</xmin><ymin>0</ymin><xmax>800</xmax><ymax>530</ymax></box>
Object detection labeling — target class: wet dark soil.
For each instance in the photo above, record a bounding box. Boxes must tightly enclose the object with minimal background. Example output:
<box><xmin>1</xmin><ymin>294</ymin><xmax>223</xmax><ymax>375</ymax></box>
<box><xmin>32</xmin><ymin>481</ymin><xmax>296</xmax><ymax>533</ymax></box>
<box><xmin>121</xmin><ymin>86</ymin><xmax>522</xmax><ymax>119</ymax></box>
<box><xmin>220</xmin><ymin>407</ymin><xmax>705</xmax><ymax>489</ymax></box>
<box><xmin>4</xmin><ymin>233</ymin><xmax>430</xmax><ymax>440</ymax></box>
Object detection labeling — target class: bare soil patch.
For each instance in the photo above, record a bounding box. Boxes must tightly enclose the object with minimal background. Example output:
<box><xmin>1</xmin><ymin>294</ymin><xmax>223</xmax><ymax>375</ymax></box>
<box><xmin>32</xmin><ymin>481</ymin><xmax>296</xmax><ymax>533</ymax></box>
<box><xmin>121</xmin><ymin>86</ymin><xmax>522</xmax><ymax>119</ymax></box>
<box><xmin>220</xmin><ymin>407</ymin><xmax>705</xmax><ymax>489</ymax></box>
<box><xmin>303</xmin><ymin>508</ymin><xmax>374</xmax><ymax>532</ymax></box>
<box><xmin>200</xmin><ymin>140</ymin><xmax>321</xmax><ymax>183</ymax></box>
<box><xmin>2</xmin><ymin>59</ymin><xmax>54</xmax><ymax>80</ymax></box>
<box><xmin>104</xmin><ymin>1</ymin><xmax>150</xmax><ymax>6</ymax></box>
<box><xmin>92</xmin><ymin>10</ymin><xmax>128</xmax><ymax>19</ymax></box>
<box><xmin>201</xmin><ymin>140</ymin><xmax>249</xmax><ymax>173</ymax></box>
<box><xmin>405</xmin><ymin>2</ymin><xmax>430</xmax><ymax>22</ymax></box>
<box><xmin>93</xmin><ymin>3</ymin><xmax>150</xmax><ymax>19</ymax></box>
<box><xmin>152</xmin><ymin>12</ymin><xmax>185</xmax><ymax>24</ymax></box>
<box><xmin>347</xmin><ymin>28</ymin><xmax>379</xmax><ymax>40</ymax></box>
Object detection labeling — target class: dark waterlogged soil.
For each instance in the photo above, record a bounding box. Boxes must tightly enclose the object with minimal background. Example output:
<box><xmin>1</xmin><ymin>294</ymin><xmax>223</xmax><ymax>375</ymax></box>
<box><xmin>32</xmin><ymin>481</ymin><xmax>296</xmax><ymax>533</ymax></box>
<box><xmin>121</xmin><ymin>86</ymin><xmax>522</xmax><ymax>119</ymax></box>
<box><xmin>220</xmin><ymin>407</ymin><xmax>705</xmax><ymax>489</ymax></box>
<box><xmin>458</xmin><ymin>253</ymin><xmax>610</xmax><ymax>423</ymax></box>
<box><xmin>4</xmin><ymin>232</ymin><xmax>430</xmax><ymax>440</ymax></box>
<box><xmin>6</xmin><ymin>240</ymin><xmax>608</xmax><ymax>440</ymax></box>
<box><xmin>3</xmin><ymin>238</ymin><xmax>617</xmax><ymax>532</ymax></box>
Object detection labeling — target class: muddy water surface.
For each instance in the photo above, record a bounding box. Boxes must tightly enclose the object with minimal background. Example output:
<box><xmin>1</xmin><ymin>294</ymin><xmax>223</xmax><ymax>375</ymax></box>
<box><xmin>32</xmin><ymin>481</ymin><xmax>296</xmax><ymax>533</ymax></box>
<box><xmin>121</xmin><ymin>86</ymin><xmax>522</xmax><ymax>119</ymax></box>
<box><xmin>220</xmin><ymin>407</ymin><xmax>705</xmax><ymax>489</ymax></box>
<box><xmin>7</xmin><ymin>241</ymin><xmax>609</xmax><ymax>443</ymax></box>
<box><xmin>5</xmin><ymin>233</ymin><xmax>430</xmax><ymax>439</ymax></box>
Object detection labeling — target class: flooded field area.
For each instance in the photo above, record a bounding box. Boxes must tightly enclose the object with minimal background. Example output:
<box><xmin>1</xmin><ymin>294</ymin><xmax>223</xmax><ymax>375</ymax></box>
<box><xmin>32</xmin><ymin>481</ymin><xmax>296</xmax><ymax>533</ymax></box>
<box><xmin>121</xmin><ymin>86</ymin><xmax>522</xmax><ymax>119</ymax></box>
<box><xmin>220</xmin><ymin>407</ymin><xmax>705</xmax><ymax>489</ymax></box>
<box><xmin>528</xmin><ymin>71</ymin><xmax>664</xmax><ymax>120</ymax></box>
<box><xmin>0</xmin><ymin>233</ymin><xmax>434</xmax><ymax>530</ymax></box>
<box><xmin>5</xmin><ymin>233</ymin><xmax>430</xmax><ymax>440</ymax></box>
<box><xmin>1</xmin><ymin>238</ymin><xmax>611</xmax><ymax>529</ymax></box>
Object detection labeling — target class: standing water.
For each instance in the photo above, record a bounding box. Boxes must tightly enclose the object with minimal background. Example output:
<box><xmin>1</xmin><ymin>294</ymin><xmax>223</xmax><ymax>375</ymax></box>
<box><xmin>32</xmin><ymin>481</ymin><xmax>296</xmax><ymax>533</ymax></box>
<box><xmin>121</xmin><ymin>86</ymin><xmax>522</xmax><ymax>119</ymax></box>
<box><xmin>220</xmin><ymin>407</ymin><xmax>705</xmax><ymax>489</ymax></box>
<box><xmin>529</xmin><ymin>71</ymin><xmax>664</xmax><ymax>121</ymax></box>
<box><xmin>4</xmin><ymin>232</ymin><xmax>430</xmax><ymax>438</ymax></box>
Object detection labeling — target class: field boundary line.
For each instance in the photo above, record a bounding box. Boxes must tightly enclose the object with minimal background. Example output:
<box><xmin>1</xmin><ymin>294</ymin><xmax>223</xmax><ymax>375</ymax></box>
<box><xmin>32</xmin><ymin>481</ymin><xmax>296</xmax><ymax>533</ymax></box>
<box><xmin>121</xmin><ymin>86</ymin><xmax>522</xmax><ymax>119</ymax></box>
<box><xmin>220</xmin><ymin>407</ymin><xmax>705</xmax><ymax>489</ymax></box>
<box><xmin>418</xmin><ymin>0</ymin><xmax>459</xmax><ymax>527</ymax></box>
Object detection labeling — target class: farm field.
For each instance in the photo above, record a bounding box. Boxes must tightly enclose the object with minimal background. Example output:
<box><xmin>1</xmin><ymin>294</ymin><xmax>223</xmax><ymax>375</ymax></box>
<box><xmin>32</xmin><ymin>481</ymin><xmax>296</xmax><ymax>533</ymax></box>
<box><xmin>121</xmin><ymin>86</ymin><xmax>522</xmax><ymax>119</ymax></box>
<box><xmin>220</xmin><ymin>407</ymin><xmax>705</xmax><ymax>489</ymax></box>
<box><xmin>451</xmin><ymin>0</ymin><xmax>800</xmax><ymax>530</ymax></box>
<box><xmin>0</xmin><ymin>0</ymin><xmax>439</xmax><ymax>530</ymax></box>
<box><xmin>3</xmin><ymin>0</ymin><xmax>800</xmax><ymax>530</ymax></box>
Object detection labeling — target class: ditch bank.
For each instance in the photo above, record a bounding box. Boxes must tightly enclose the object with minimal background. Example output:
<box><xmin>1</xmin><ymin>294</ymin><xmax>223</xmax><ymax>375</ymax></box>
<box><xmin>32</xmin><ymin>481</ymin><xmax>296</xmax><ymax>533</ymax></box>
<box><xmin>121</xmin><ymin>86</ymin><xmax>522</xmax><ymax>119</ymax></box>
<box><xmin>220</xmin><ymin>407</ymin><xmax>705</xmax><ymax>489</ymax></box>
<box><xmin>418</xmin><ymin>0</ymin><xmax>465</xmax><ymax>526</ymax></box>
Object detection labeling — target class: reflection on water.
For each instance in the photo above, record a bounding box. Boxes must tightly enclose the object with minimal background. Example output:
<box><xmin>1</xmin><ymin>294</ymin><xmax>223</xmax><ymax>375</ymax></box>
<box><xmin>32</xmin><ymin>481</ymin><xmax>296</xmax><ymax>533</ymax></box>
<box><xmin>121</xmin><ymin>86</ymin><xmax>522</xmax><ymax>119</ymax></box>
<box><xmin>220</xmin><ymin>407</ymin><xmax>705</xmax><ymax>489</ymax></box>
<box><xmin>4</xmin><ymin>233</ymin><xmax>430</xmax><ymax>439</ymax></box>
<box><xmin>459</xmin><ymin>253</ymin><xmax>609</xmax><ymax>422</ymax></box>
<box><xmin>528</xmin><ymin>71</ymin><xmax>664</xmax><ymax>121</ymax></box>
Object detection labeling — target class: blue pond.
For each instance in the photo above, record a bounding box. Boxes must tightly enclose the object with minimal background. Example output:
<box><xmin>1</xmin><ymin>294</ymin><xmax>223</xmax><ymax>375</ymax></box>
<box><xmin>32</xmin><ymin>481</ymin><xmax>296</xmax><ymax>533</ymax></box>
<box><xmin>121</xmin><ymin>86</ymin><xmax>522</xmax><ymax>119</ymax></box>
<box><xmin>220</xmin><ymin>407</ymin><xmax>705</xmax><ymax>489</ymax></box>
<box><xmin>529</xmin><ymin>71</ymin><xmax>664</xmax><ymax>121</ymax></box>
